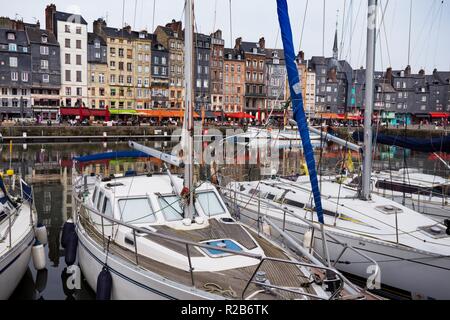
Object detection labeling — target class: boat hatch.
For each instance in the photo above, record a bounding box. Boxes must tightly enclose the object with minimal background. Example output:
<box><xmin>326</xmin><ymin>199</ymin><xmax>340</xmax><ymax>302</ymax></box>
<box><xmin>201</xmin><ymin>239</ymin><xmax>243</xmax><ymax>257</ymax></box>
<box><xmin>418</xmin><ymin>225</ymin><xmax>449</xmax><ymax>239</ymax></box>
<box><xmin>106</xmin><ymin>182</ymin><xmax>125</xmax><ymax>188</ymax></box>
<box><xmin>375</xmin><ymin>205</ymin><xmax>403</xmax><ymax>215</ymax></box>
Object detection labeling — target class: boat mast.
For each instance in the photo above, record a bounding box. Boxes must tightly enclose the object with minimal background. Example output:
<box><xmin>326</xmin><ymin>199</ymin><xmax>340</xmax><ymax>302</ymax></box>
<box><xmin>361</xmin><ymin>0</ymin><xmax>378</xmax><ymax>200</ymax></box>
<box><xmin>183</xmin><ymin>0</ymin><xmax>195</xmax><ymax>219</ymax></box>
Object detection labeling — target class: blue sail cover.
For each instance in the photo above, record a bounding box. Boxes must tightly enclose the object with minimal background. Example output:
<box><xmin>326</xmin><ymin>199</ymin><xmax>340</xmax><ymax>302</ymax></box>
<box><xmin>353</xmin><ymin>131</ymin><xmax>450</xmax><ymax>153</ymax></box>
<box><xmin>73</xmin><ymin>151</ymin><xmax>151</xmax><ymax>163</ymax></box>
<box><xmin>276</xmin><ymin>0</ymin><xmax>324</xmax><ymax>224</ymax></box>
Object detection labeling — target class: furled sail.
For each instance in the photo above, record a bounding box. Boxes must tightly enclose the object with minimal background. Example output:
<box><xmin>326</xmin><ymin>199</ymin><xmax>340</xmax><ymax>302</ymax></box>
<box><xmin>276</xmin><ymin>0</ymin><xmax>324</xmax><ymax>224</ymax></box>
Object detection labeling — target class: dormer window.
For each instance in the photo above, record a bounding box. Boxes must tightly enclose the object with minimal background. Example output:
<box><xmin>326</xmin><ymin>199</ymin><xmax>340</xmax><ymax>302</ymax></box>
<box><xmin>7</xmin><ymin>32</ymin><xmax>15</xmax><ymax>40</ymax></box>
<box><xmin>139</xmin><ymin>33</ymin><xmax>145</xmax><ymax>39</ymax></box>
<box><xmin>253</xmin><ymin>48</ymin><xmax>258</xmax><ymax>54</ymax></box>
<box><xmin>41</xmin><ymin>35</ymin><xmax>48</xmax><ymax>43</ymax></box>
<box><xmin>174</xmin><ymin>32</ymin><xmax>178</xmax><ymax>38</ymax></box>
<box><xmin>94</xmin><ymin>40</ymin><xmax>100</xmax><ymax>49</ymax></box>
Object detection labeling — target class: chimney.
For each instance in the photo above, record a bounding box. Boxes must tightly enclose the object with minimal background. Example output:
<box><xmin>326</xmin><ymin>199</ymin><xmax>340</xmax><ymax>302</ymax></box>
<box><xmin>36</xmin><ymin>20</ymin><xmax>41</xmax><ymax>29</ymax></box>
<box><xmin>93</xmin><ymin>18</ymin><xmax>106</xmax><ymax>36</ymax></box>
<box><xmin>166</xmin><ymin>20</ymin><xmax>182</xmax><ymax>33</ymax></box>
<box><xmin>259</xmin><ymin>37</ymin><xmax>265</xmax><ymax>50</ymax></box>
<box><xmin>419</xmin><ymin>69</ymin><xmax>425</xmax><ymax>76</ymax></box>
<box><xmin>299</xmin><ymin>51</ymin><xmax>305</xmax><ymax>62</ymax></box>
<box><xmin>234</xmin><ymin>37</ymin><xmax>242</xmax><ymax>50</ymax></box>
<box><xmin>385</xmin><ymin>67</ymin><xmax>393</xmax><ymax>83</ymax></box>
<box><xmin>405</xmin><ymin>65</ymin><xmax>411</xmax><ymax>76</ymax></box>
<box><xmin>45</xmin><ymin>4</ymin><xmax>56</xmax><ymax>33</ymax></box>
<box><xmin>124</xmin><ymin>25</ymin><xmax>132</xmax><ymax>34</ymax></box>
<box><xmin>328</xmin><ymin>68</ymin><xmax>337</xmax><ymax>82</ymax></box>
<box><xmin>433</xmin><ymin>68</ymin><xmax>438</xmax><ymax>75</ymax></box>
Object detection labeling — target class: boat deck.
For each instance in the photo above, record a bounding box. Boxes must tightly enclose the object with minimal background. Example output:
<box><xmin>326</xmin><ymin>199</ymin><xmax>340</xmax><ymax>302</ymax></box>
<box><xmin>79</xmin><ymin>210</ymin><xmax>324</xmax><ymax>300</ymax></box>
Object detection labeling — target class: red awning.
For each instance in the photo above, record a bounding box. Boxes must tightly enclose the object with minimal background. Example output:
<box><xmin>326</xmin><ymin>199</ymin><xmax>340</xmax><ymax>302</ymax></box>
<box><xmin>59</xmin><ymin>107</ymin><xmax>110</xmax><ymax>118</ymax></box>
<box><xmin>225</xmin><ymin>112</ymin><xmax>256</xmax><ymax>119</ymax></box>
<box><xmin>430</xmin><ymin>112</ymin><xmax>450</xmax><ymax>119</ymax></box>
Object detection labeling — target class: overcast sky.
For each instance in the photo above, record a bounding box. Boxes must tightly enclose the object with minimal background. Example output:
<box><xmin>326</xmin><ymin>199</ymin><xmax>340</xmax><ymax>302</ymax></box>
<box><xmin>2</xmin><ymin>0</ymin><xmax>449</xmax><ymax>72</ymax></box>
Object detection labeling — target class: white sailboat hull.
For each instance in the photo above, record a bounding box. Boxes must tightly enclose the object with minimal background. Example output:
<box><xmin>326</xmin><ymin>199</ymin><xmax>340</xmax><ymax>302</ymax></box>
<box><xmin>0</xmin><ymin>229</ymin><xmax>34</xmax><ymax>300</ymax></box>
<box><xmin>233</xmin><ymin>203</ymin><xmax>450</xmax><ymax>300</ymax></box>
<box><xmin>77</xmin><ymin>224</ymin><xmax>221</xmax><ymax>300</ymax></box>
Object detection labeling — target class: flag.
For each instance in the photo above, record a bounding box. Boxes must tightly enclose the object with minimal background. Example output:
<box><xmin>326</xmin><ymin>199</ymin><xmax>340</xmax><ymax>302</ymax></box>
<box><xmin>20</xmin><ymin>179</ymin><xmax>33</xmax><ymax>204</ymax></box>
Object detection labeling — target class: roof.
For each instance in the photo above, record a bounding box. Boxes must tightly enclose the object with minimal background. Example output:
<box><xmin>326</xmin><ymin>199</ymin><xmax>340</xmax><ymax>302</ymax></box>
<box><xmin>157</xmin><ymin>26</ymin><xmax>184</xmax><ymax>40</ymax></box>
<box><xmin>0</xmin><ymin>28</ymin><xmax>28</xmax><ymax>46</ymax></box>
<box><xmin>54</xmin><ymin>11</ymin><xmax>88</xmax><ymax>25</ymax></box>
<box><xmin>26</xmin><ymin>26</ymin><xmax>58</xmax><ymax>45</ymax></box>
<box><xmin>103</xmin><ymin>26</ymin><xmax>152</xmax><ymax>41</ymax></box>
<box><xmin>224</xmin><ymin>48</ymin><xmax>245</xmax><ymax>61</ymax></box>
<box><xmin>88</xmin><ymin>32</ymin><xmax>106</xmax><ymax>46</ymax></box>
<box><xmin>239</xmin><ymin>41</ymin><xmax>265</xmax><ymax>55</ymax></box>
<box><xmin>265</xmin><ymin>48</ymin><xmax>285</xmax><ymax>63</ymax></box>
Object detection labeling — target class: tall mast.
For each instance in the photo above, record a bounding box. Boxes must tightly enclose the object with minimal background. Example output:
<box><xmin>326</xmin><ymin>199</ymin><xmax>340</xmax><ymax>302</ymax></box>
<box><xmin>361</xmin><ymin>0</ymin><xmax>378</xmax><ymax>200</ymax></box>
<box><xmin>183</xmin><ymin>0</ymin><xmax>195</xmax><ymax>219</ymax></box>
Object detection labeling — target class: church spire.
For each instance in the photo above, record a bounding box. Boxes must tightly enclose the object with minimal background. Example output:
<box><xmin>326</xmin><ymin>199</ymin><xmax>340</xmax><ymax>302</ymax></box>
<box><xmin>333</xmin><ymin>10</ymin><xmax>338</xmax><ymax>60</ymax></box>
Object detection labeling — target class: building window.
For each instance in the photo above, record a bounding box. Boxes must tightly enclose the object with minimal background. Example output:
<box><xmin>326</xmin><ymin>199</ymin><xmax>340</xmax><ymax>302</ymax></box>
<box><xmin>12</xmin><ymin>99</ymin><xmax>18</xmax><ymax>107</ymax></box>
<box><xmin>76</xmin><ymin>71</ymin><xmax>82</xmax><ymax>82</ymax></box>
<box><xmin>99</xmin><ymin>73</ymin><xmax>105</xmax><ymax>84</ymax></box>
<box><xmin>76</xmin><ymin>88</ymin><xmax>82</xmax><ymax>96</ymax></box>
<box><xmin>7</xmin><ymin>32</ymin><xmax>15</xmax><ymax>40</ymax></box>
<box><xmin>21</xmin><ymin>89</ymin><xmax>27</xmax><ymax>95</ymax></box>
<box><xmin>9</xmin><ymin>43</ymin><xmax>17</xmax><ymax>52</ymax></box>
<box><xmin>11</xmin><ymin>72</ymin><xmax>18</xmax><ymax>81</ymax></box>
<box><xmin>76</xmin><ymin>40</ymin><xmax>82</xmax><ymax>49</ymax></box>
<box><xmin>40</xmin><ymin>46</ymin><xmax>49</xmax><ymax>55</ymax></box>
<box><xmin>65</xmin><ymin>70</ymin><xmax>71</xmax><ymax>82</ymax></box>
<box><xmin>22</xmin><ymin>72</ymin><xmax>29</xmax><ymax>82</ymax></box>
<box><xmin>41</xmin><ymin>60</ymin><xmax>49</xmax><ymax>69</ymax></box>
<box><xmin>95</xmin><ymin>52</ymin><xmax>101</xmax><ymax>59</ymax></box>
<box><xmin>9</xmin><ymin>57</ymin><xmax>18</xmax><ymax>67</ymax></box>
<box><xmin>43</xmin><ymin>74</ymin><xmax>49</xmax><ymax>83</ymax></box>
<box><xmin>65</xmin><ymin>25</ymin><xmax>71</xmax><ymax>33</ymax></box>
<box><xmin>65</xmin><ymin>39</ymin><xmax>71</xmax><ymax>48</ymax></box>
<box><xmin>66</xmin><ymin>87</ymin><xmax>71</xmax><ymax>96</ymax></box>
<box><xmin>76</xmin><ymin>27</ymin><xmax>82</xmax><ymax>35</ymax></box>
<box><xmin>76</xmin><ymin>55</ymin><xmax>82</xmax><ymax>65</ymax></box>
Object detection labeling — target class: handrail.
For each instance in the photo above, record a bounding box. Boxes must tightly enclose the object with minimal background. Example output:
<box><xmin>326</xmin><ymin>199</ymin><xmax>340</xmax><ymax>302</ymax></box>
<box><xmin>242</xmin><ymin>257</ymin><xmax>345</xmax><ymax>300</ymax></box>
<box><xmin>217</xmin><ymin>184</ymin><xmax>381</xmax><ymax>290</ymax></box>
<box><xmin>72</xmin><ymin>178</ymin><xmax>350</xmax><ymax>300</ymax></box>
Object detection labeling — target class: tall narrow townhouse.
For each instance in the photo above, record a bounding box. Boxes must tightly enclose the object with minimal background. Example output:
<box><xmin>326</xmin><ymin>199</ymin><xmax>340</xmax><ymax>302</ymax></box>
<box><xmin>265</xmin><ymin>48</ymin><xmax>287</xmax><ymax>121</ymax></box>
<box><xmin>194</xmin><ymin>33</ymin><xmax>211</xmax><ymax>112</ymax></box>
<box><xmin>223</xmin><ymin>48</ymin><xmax>245</xmax><ymax>113</ymax></box>
<box><xmin>134</xmin><ymin>30</ymin><xmax>152</xmax><ymax>110</ymax></box>
<box><xmin>87</xmin><ymin>30</ymin><xmax>108</xmax><ymax>110</ymax></box>
<box><xmin>210</xmin><ymin>30</ymin><xmax>224</xmax><ymax>112</ymax></box>
<box><xmin>45</xmin><ymin>4</ymin><xmax>88</xmax><ymax>108</ymax></box>
<box><xmin>151</xmin><ymin>39</ymin><xmax>169</xmax><ymax>108</ymax></box>
<box><xmin>0</xmin><ymin>18</ymin><xmax>32</xmax><ymax>119</ymax></box>
<box><xmin>155</xmin><ymin>20</ymin><xmax>184</xmax><ymax>109</ymax></box>
<box><xmin>26</xmin><ymin>22</ymin><xmax>61</xmax><ymax>121</ymax></box>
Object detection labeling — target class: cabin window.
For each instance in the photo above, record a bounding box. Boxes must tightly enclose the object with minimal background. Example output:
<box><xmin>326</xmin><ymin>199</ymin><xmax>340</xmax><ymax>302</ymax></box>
<box><xmin>118</xmin><ymin>198</ymin><xmax>156</xmax><ymax>224</ymax></box>
<box><xmin>102</xmin><ymin>197</ymin><xmax>113</xmax><ymax>217</ymax></box>
<box><xmin>92</xmin><ymin>187</ymin><xmax>98</xmax><ymax>204</ymax></box>
<box><xmin>97</xmin><ymin>191</ymin><xmax>104</xmax><ymax>212</ymax></box>
<box><xmin>283</xmin><ymin>198</ymin><xmax>306</xmax><ymax>209</ymax></box>
<box><xmin>158</xmin><ymin>196</ymin><xmax>184</xmax><ymax>221</ymax></box>
<box><xmin>197</xmin><ymin>192</ymin><xmax>226</xmax><ymax>216</ymax></box>
<box><xmin>266</xmin><ymin>194</ymin><xmax>276</xmax><ymax>200</ymax></box>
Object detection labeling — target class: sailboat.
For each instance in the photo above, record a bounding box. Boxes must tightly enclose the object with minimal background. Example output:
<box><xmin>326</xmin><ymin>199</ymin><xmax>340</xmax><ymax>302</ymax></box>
<box><xmin>71</xmin><ymin>0</ymin><xmax>369</xmax><ymax>300</ymax></box>
<box><xmin>222</xmin><ymin>0</ymin><xmax>450</xmax><ymax>300</ymax></box>
<box><xmin>0</xmin><ymin>175</ymin><xmax>37</xmax><ymax>299</ymax></box>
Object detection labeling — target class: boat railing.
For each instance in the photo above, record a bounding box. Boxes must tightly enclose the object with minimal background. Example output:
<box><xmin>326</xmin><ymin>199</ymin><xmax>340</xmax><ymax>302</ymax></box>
<box><xmin>0</xmin><ymin>197</ymin><xmax>32</xmax><ymax>251</ymax></box>
<box><xmin>217</xmin><ymin>184</ymin><xmax>380</xmax><ymax>292</ymax></box>
<box><xmin>72</xmin><ymin>186</ymin><xmax>349</xmax><ymax>300</ymax></box>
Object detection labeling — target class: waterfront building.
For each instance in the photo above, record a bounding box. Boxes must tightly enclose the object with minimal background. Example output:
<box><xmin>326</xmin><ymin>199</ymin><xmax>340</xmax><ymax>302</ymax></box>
<box><xmin>151</xmin><ymin>40</ymin><xmax>169</xmax><ymax>108</ymax></box>
<box><xmin>87</xmin><ymin>31</ymin><xmax>108</xmax><ymax>111</ymax></box>
<box><xmin>0</xmin><ymin>18</ymin><xmax>32</xmax><ymax>119</ymax></box>
<box><xmin>155</xmin><ymin>20</ymin><xmax>184</xmax><ymax>109</ymax></box>
<box><xmin>236</xmin><ymin>37</ymin><xmax>267</xmax><ymax>121</ymax></box>
<box><xmin>194</xmin><ymin>33</ymin><xmax>211</xmax><ymax>112</ymax></box>
<box><xmin>45</xmin><ymin>4</ymin><xmax>88</xmax><ymax>109</ymax></box>
<box><xmin>134</xmin><ymin>30</ymin><xmax>152</xmax><ymax>110</ymax></box>
<box><xmin>265</xmin><ymin>48</ymin><xmax>287</xmax><ymax>121</ymax></box>
<box><xmin>296</xmin><ymin>51</ymin><xmax>317</xmax><ymax>118</ymax></box>
<box><xmin>223</xmin><ymin>48</ymin><xmax>245</xmax><ymax>113</ymax></box>
<box><xmin>210</xmin><ymin>30</ymin><xmax>224</xmax><ymax>112</ymax></box>
<box><xmin>26</xmin><ymin>22</ymin><xmax>61</xmax><ymax>121</ymax></box>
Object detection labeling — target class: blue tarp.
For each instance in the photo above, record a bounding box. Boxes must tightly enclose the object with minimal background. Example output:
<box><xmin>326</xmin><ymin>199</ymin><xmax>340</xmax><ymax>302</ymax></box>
<box><xmin>73</xmin><ymin>151</ymin><xmax>152</xmax><ymax>163</ymax></box>
<box><xmin>353</xmin><ymin>131</ymin><xmax>450</xmax><ymax>153</ymax></box>
<box><xmin>277</xmin><ymin>0</ymin><xmax>324</xmax><ymax>224</ymax></box>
